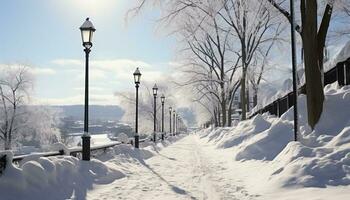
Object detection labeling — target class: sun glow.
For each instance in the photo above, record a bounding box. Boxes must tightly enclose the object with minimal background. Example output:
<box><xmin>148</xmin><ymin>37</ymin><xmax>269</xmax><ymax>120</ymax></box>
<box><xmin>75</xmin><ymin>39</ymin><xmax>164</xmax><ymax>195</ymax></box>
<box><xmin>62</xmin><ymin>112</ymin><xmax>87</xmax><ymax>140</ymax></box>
<box><xmin>60</xmin><ymin>0</ymin><xmax>120</xmax><ymax>16</ymax></box>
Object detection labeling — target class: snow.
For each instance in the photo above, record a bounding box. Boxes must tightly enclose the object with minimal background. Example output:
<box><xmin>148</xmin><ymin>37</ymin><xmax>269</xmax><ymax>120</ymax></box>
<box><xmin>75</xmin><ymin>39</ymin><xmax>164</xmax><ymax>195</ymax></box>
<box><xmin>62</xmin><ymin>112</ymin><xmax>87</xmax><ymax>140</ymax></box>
<box><xmin>324</xmin><ymin>40</ymin><xmax>350</xmax><ymax>73</ymax></box>
<box><xmin>1</xmin><ymin>83</ymin><xmax>350</xmax><ymax>199</ymax></box>
<box><xmin>254</xmin><ymin>40</ymin><xmax>350</xmax><ymax>115</ymax></box>
<box><xmin>116</xmin><ymin>133</ymin><xmax>129</xmax><ymax>144</ymax></box>
<box><xmin>0</xmin><ymin>150</ymin><xmax>125</xmax><ymax>200</ymax></box>
<box><xmin>0</xmin><ymin>135</ymin><xmax>185</xmax><ymax>200</ymax></box>
<box><xmin>198</xmin><ymin>82</ymin><xmax>350</xmax><ymax>190</ymax></box>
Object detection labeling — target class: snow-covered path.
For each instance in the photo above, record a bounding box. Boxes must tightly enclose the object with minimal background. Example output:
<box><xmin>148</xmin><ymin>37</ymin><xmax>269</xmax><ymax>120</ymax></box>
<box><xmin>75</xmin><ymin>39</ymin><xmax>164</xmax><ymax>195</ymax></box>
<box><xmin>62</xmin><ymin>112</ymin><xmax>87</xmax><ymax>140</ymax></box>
<box><xmin>87</xmin><ymin>135</ymin><xmax>258</xmax><ymax>200</ymax></box>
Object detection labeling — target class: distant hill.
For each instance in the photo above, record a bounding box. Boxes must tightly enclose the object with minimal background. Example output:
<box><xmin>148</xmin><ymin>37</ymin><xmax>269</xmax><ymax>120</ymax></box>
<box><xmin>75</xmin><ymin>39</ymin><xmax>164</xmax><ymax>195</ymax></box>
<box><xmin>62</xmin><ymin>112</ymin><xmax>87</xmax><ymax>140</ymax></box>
<box><xmin>52</xmin><ymin>105</ymin><xmax>124</xmax><ymax>121</ymax></box>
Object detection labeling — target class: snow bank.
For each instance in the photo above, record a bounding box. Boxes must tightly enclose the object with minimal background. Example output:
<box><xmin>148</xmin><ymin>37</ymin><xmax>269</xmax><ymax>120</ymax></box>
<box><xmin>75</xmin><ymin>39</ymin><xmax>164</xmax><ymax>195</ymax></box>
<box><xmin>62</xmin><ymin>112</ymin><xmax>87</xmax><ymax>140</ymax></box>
<box><xmin>0</xmin><ymin>151</ymin><xmax>124</xmax><ymax>200</ymax></box>
<box><xmin>235</xmin><ymin>119</ymin><xmax>293</xmax><ymax>161</ymax></box>
<box><xmin>217</xmin><ymin>114</ymin><xmax>272</xmax><ymax>149</ymax></box>
<box><xmin>198</xmin><ymin>83</ymin><xmax>350</xmax><ymax>188</ymax></box>
<box><xmin>0</xmin><ymin>133</ymin><xmax>186</xmax><ymax>199</ymax></box>
<box><xmin>270</xmin><ymin>142</ymin><xmax>350</xmax><ymax>187</ymax></box>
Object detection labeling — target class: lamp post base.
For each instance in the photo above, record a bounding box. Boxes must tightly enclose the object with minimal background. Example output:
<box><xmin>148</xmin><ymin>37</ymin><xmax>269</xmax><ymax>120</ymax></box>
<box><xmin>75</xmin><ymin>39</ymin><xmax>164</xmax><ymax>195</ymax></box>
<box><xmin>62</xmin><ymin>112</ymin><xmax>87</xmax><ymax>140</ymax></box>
<box><xmin>134</xmin><ymin>135</ymin><xmax>139</xmax><ymax>148</ymax></box>
<box><xmin>153</xmin><ymin>133</ymin><xmax>156</xmax><ymax>143</ymax></box>
<box><xmin>82</xmin><ymin>135</ymin><xmax>91</xmax><ymax>161</ymax></box>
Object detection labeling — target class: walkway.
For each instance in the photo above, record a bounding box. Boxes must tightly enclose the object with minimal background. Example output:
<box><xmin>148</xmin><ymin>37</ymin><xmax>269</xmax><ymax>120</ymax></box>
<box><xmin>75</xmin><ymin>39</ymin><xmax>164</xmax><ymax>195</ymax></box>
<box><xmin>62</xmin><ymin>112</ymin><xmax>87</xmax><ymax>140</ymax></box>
<box><xmin>87</xmin><ymin>135</ymin><xmax>258</xmax><ymax>200</ymax></box>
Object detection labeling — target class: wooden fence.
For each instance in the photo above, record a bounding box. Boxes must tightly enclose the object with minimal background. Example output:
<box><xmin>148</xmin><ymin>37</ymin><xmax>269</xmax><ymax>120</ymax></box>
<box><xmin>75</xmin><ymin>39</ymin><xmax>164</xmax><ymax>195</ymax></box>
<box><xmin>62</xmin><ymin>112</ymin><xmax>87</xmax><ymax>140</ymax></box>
<box><xmin>249</xmin><ymin>58</ymin><xmax>350</xmax><ymax>118</ymax></box>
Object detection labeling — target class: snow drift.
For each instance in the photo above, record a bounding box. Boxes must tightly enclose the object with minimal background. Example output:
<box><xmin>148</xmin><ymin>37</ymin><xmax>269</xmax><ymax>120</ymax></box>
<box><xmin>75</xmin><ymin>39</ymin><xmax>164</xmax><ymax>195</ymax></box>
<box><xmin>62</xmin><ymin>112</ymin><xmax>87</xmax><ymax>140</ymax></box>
<box><xmin>0</xmin><ymin>135</ymin><xmax>185</xmax><ymax>200</ymax></box>
<box><xmin>0</xmin><ymin>151</ymin><xmax>124</xmax><ymax>200</ymax></box>
<box><xmin>199</xmin><ymin>83</ymin><xmax>350</xmax><ymax>188</ymax></box>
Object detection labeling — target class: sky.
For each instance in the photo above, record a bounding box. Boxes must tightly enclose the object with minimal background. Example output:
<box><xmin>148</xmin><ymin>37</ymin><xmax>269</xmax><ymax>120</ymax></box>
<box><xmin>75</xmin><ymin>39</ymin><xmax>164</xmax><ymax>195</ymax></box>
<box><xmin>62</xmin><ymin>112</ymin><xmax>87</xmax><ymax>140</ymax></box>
<box><xmin>0</xmin><ymin>0</ymin><xmax>177</xmax><ymax>105</ymax></box>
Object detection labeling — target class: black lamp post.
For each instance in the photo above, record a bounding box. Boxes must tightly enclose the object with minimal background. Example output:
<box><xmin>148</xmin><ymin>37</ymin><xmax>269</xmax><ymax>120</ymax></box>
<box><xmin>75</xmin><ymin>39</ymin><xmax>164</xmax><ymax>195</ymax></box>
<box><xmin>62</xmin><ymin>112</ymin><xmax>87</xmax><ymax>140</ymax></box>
<box><xmin>133</xmin><ymin>68</ymin><xmax>141</xmax><ymax>148</ymax></box>
<box><xmin>169</xmin><ymin>107</ymin><xmax>172</xmax><ymax>136</ymax></box>
<box><xmin>173</xmin><ymin>110</ymin><xmax>176</xmax><ymax>136</ymax></box>
<box><xmin>175</xmin><ymin>113</ymin><xmax>179</xmax><ymax>135</ymax></box>
<box><xmin>152</xmin><ymin>84</ymin><xmax>158</xmax><ymax>142</ymax></box>
<box><xmin>80</xmin><ymin>18</ymin><xmax>95</xmax><ymax>161</ymax></box>
<box><xmin>290</xmin><ymin>0</ymin><xmax>298</xmax><ymax>142</ymax></box>
<box><xmin>161</xmin><ymin>94</ymin><xmax>165</xmax><ymax>140</ymax></box>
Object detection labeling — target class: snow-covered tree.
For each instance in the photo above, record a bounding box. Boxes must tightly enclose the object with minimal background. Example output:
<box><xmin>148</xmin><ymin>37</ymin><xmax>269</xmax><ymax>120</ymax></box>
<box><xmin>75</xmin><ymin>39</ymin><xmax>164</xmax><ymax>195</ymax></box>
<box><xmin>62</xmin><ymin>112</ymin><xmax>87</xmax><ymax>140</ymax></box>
<box><xmin>115</xmin><ymin>83</ymin><xmax>177</xmax><ymax>135</ymax></box>
<box><xmin>130</xmin><ymin>0</ymin><xmax>282</xmax><ymax>124</ymax></box>
<box><xmin>0</xmin><ymin>65</ymin><xmax>60</xmax><ymax>150</ymax></box>
<box><xmin>265</xmin><ymin>0</ymin><xmax>345</xmax><ymax>128</ymax></box>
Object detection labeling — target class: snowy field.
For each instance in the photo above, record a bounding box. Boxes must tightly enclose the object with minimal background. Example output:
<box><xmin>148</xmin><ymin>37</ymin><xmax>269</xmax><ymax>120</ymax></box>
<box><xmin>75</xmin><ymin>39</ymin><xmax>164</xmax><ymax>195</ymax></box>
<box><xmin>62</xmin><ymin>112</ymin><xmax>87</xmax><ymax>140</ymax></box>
<box><xmin>1</xmin><ymin>83</ymin><xmax>350</xmax><ymax>200</ymax></box>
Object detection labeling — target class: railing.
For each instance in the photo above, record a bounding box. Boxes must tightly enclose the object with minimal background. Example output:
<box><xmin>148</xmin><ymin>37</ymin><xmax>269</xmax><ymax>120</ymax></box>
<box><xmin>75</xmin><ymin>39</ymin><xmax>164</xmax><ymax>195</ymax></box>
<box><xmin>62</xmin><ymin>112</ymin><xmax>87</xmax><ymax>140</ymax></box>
<box><xmin>249</xmin><ymin>58</ymin><xmax>350</xmax><ymax>118</ymax></box>
<box><xmin>0</xmin><ymin>132</ymin><xmax>181</xmax><ymax>176</ymax></box>
<box><xmin>7</xmin><ymin>134</ymin><xmax>168</xmax><ymax>163</ymax></box>
<box><xmin>12</xmin><ymin>141</ymin><xmax>122</xmax><ymax>163</ymax></box>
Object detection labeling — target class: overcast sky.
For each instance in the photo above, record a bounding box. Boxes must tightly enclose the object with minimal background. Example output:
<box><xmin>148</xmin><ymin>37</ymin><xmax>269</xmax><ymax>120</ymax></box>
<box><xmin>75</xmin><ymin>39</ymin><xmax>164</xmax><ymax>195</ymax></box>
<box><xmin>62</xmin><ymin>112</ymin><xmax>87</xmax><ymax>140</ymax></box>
<box><xmin>0</xmin><ymin>0</ymin><xmax>177</xmax><ymax>105</ymax></box>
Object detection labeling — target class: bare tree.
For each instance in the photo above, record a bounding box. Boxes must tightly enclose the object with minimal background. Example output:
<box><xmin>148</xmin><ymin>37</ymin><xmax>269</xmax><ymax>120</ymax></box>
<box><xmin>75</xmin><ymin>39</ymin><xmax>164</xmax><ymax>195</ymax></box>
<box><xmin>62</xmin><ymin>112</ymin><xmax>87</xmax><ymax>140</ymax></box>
<box><xmin>248</xmin><ymin>23</ymin><xmax>284</xmax><ymax>108</ymax></box>
<box><xmin>0</xmin><ymin>66</ymin><xmax>32</xmax><ymax>150</ymax></box>
<box><xmin>216</xmin><ymin>0</ymin><xmax>280</xmax><ymax>120</ymax></box>
<box><xmin>266</xmin><ymin>0</ymin><xmax>337</xmax><ymax>128</ymax></box>
<box><xmin>130</xmin><ymin>0</ymin><xmax>282</xmax><ymax>123</ymax></box>
<box><xmin>115</xmin><ymin>83</ymin><xmax>176</xmax><ymax>135</ymax></box>
<box><xmin>178</xmin><ymin>5</ymin><xmax>241</xmax><ymax>126</ymax></box>
<box><xmin>0</xmin><ymin>66</ymin><xmax>61</xmax><ymax>150</ymax></box>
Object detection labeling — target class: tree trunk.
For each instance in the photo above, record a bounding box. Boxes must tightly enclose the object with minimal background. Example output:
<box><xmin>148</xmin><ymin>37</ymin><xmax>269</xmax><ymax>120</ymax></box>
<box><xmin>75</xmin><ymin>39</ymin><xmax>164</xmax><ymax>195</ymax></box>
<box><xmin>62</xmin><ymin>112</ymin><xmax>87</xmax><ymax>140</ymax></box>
<box><xmin>4</xmin><ymin>138</ymin><xmax>10</xmax><ymax>150</ymax></box>
<box><xmin>240</xmin><ymin>69</ymin><xmax>247</xmax><ymax>120</ymax></box>
<box><xmin>217</xmin><ymin>106</ymin><xmax>221</xmax><ymax>127</ymax></box>
<box><xmin>253</xmin><ymin>88</ymin><xmax>258</xmax><ymax>107</ymax></box>
<box><xmin>246</xmin><ymin>84</ymin><xmax>250</xmax><ymax>112</ymax></box>
<box><xmin>221</xmin><ymin>99</ymin><xmax>227</xmax><ymax>127</ymax></box>
<box><xmin>302</xmin><ymin>0</ymin><xmax>325</xmax><ymax>129</ymax></box>
<box><xmin>213</xmin><ymin>109</ymin><xmax>218</xmax><ymax>127</ymax></box>
<box><xmin>227</xmin><ymin>100</ymin><xmax>233</xmax><ymax>127</ymax></box>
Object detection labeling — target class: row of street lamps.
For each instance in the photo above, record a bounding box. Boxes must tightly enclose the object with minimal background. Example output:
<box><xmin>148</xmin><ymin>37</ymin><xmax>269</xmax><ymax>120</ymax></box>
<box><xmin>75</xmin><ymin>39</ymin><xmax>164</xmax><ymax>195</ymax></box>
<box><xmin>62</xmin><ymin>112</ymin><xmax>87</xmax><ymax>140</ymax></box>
<box><xmin>78</xmin><ymin>18</ymin><xmax>184</xmax><ymax>160</ymax></box>
<box><xmin>133</xmin><ymin>68</ymin><xmax>182</xmax><ymax>148</ymax></box>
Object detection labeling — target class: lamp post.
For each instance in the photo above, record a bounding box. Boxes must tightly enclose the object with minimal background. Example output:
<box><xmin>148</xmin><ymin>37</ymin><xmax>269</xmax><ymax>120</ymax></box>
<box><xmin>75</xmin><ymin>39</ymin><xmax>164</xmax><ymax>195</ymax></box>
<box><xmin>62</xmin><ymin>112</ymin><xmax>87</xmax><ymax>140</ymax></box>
<box><xmin>80</xmin><ymin>18</ymin><xmax>95</xmax><ymax>161</ymax></box>
<box><xmin>161</xmin><ymin>94</ymin><xmax>165</xmax><ymax>140</ymax></box>
<box><xmin>176</xmin><ymin>114</ymin><xmax>178</xmax><ymax>135</ymax></box>
<box><xmin>169</xmin><ymin>107</ymin><xmax>172</xmax><ymax>136</ymax></box>
<box><xmin>133</xmin><ymin>68</ymin><xmax>141</xmax><ymax>148</ymax></box>
<box><xmin>152</xmin><ymin>84</ymin><xmax>158</xmax><ymax>142</ymax></box>
<box><xmin>173</xmin><ymin>110</ymin><xmax>176</xmax><ymax>136</ymax></box>
<box><xmin>290</xmin><ymin>0</ymin><xmax>298</xmax><ymax>142</ymax></box>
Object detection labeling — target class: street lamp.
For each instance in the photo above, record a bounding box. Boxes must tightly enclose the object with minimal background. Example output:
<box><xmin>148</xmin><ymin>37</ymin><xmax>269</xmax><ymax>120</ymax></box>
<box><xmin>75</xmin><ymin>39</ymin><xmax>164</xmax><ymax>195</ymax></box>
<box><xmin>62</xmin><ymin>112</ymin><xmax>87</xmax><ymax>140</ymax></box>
<box><xmin>152</xmin><ymin>84</ymin><xmax>158</xmax><ymax>142</ymax></box>
<box><xmin>289</xmin><ymin>0</ymin><xmax>298</xmax><ymax>141</ymax></box>
<box><xmin>133</xmin><ymin>68</ymin><xmax>141</xmax><ymax>148</ymax></box>
<box><xmin>173</xmin><ymin>110</ymin><xmax>176</xmax><ymax>136</ymax></box>
<box><xmin>161</xmin><ymin>94</ymin><xmax>165</xmax><ymax>140</ymax></box>
<box><xmin>80</xmin><ymin>18</ymin><xmax>96</xmax><ymax>161</ymax></box>
<box><xmin>169</xmin><ymin>107</ymin><xmax>172</xmax><ymax>136</ymax></box>
<box><xmin>176</xmin><ymin>114</ymin><xmax>179</xmax><ymax>135</ymax></box>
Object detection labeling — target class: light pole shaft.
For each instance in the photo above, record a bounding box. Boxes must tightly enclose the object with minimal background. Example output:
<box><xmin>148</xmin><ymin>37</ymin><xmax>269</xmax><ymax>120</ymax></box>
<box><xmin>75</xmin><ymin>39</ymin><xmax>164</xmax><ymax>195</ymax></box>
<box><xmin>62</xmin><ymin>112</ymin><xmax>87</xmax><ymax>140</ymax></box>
<box><xmin>153</xmin><ymin>96</ymin><xmax>156</xmax><ymax>142</ymax></box>
<box><xmin>290</xmin><ymin>0</ymin><xmax>298</xmax><ymax>141</ymax></box>
<box><xmin>135</xmin><ymin>84</ymin><xmax>139</xmax><ymax>148</ymax></box>
<box><xmin>173</xmin><ymin>112</ymin><xmax>175</xmax><ymax>135</ymax></box>
<box><xmin>82</xmin><ymin>48</ymin><xmax>91</xmax><ymax>161</ymax></box>
<box><xmin>84</xmin><ymin>48</ymin><xmax>90</xmax><ymax>134</ymax></box>
<box><xmin>161</xmin><ymin>103</ymin><xmax>164</xmax><ymax>132</ymax></box>
<box><xmin>135</xmin><ymin>85</ymin><xmax>139</xmax><ymax>134</ymax></box>
<box><xmin>169</xmin><ymin>111</ymin><xmax>172</xmax><ymax>134</ymax></box>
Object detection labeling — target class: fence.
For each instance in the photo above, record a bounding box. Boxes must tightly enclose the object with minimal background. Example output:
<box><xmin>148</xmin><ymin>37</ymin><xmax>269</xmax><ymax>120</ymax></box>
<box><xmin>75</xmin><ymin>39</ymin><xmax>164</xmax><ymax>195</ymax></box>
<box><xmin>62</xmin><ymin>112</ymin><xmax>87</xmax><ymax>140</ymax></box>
<box><xmin>249</xmin><ymin>58</ymin><xmax>350</xmax><ymax>118</ymax></box>
<box><xmin>0</xmin><ymin>133</ymin><xmax>176</xmax><ymax>174</ymax></box>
